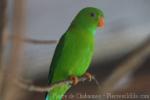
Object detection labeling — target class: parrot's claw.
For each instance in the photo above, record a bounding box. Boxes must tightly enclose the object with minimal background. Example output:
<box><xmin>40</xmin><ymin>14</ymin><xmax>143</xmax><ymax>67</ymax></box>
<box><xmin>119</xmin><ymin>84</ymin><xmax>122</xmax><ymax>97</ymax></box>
<box><xmin>70</xmin><ymin>76</ymin><xmax>79</xmax><ymax>86</ymax></box>
<box><xmin>85</xmin><ymin>72</ymin><xmax>93</xmax><ymax>81</ymax></box>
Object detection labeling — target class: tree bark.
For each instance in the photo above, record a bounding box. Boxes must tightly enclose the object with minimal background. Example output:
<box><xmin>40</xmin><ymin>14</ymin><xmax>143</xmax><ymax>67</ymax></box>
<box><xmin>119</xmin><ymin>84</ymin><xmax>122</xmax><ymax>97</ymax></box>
<box><xmin>2</xmin><ymin>0</ymin><xmax>27</xmax><ymax>100</ymax></box>
<box><xmin>0</xmin><ymin>0</ymin><xmax>7</xmax><ymax>96</ymax></box>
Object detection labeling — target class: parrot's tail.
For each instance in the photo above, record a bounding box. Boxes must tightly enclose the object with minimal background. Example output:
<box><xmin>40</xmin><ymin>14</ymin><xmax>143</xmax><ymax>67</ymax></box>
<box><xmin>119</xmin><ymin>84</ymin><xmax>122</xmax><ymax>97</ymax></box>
<box><xmin>45</xmin><ymin>83</ymin><xmax>71</xmax><ymax>100</ymax></box>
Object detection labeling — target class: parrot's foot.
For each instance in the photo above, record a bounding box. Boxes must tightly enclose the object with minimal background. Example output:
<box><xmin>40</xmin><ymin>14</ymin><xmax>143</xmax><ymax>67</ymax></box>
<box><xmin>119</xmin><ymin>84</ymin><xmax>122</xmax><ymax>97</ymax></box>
<box><xmin>84</xmin><ymin>72</ymin><xmax>93</xmax><ymax>81</ymax></box>
<box><xmin>70</xmin><ymin>76</ymin><xmax>79</xmax><ymax>86</ymax></box>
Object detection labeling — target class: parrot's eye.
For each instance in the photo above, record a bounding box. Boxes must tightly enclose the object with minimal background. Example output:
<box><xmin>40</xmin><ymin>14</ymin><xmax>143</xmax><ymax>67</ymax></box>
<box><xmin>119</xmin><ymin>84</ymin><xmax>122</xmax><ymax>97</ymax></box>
<box><xmin>90</xmin><ymin>13</ymin><xmax>96</xmax><ymax>18</ymax></box>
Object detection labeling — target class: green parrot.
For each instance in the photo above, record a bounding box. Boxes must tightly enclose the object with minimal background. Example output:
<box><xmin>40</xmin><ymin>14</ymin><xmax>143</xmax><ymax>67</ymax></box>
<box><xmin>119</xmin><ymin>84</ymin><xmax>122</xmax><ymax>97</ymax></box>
<box><xmin>46</xmin><ymin>7</ymin><xmax>104</xmax><ymax>100</ymax></box>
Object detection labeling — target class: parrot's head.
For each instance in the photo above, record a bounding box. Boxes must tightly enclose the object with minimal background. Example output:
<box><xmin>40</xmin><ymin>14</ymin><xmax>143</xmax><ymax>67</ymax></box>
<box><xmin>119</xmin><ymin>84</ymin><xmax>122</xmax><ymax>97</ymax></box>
<box><xmin>70</xmin><ymin>7</ymin><xmax>105</xmax><ymax>34</ymax></box>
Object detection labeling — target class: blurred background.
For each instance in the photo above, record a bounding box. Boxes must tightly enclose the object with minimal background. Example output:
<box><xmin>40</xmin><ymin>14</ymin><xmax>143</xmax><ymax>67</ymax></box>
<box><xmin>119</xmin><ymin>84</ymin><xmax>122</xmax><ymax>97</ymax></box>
<box><xmin>0</xmin><ymin>0</ymin><xmax>150</xmax><ymax>100</ymax></box>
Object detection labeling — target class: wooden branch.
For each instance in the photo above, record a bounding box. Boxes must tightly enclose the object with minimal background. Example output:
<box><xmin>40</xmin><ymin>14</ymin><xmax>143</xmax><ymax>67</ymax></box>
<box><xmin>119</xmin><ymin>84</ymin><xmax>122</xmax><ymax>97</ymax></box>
<box><xmin>99</xmin><ymin>37</ymin><xmax>150</xmax><ymax>95</ymax></box>
<box><xmin>15</xmin><ymin>75</ymin><xmax>95</xmax><ymax>92</ymax></box>
<box><xmin>23</xmin><ymin>38</ymin><xmax>57</xmax><ymax>44</ymax></box>
<box><xmin>4</xmin><ymin>35</ymin><xmax>57</xmax><ymax>45</ymax></box>
<box><xmin>0</xmin><ymin>0</ymin><xmax>7</xmax><ymax>96</ymax></box>
<box><xmin>0</xmin><ymin>0</ymin><xmax>7</xmax><ymax>70</ymax></box>
<box><xmin>2</xmin><ymin>0</ymin><xmax>26</xmax><ymax>100</ymax></box>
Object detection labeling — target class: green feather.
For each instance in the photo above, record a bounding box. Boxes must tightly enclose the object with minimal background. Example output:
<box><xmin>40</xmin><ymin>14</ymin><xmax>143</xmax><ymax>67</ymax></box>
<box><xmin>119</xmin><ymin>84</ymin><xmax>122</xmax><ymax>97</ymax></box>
<box><xmin>46</xmin><ymin>7</ymin><xmax>104</xmax><ymax>100</ymax></box>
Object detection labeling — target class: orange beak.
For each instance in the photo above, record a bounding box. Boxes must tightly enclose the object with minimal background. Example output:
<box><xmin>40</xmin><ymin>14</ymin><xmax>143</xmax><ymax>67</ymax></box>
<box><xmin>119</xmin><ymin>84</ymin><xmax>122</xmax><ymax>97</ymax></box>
<box><xmin>98</xmin><ymin>17</ymin><xmax>105</xmax><ymax>28</ymax></box>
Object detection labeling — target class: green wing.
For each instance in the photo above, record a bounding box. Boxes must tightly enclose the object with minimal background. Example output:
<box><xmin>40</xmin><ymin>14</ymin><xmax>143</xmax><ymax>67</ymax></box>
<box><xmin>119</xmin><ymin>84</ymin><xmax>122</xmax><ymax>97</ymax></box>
<box><xmin>46</xmin><ymin>33</ymin><xmax>71</xmax><ymax>100</ymax></box>
<box><xmin>48</xmin><ymin>33</ymin><xmax>66</xmax><ymax>83</ymax></box>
